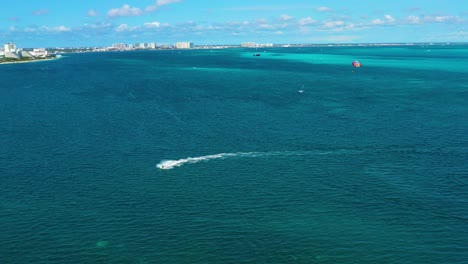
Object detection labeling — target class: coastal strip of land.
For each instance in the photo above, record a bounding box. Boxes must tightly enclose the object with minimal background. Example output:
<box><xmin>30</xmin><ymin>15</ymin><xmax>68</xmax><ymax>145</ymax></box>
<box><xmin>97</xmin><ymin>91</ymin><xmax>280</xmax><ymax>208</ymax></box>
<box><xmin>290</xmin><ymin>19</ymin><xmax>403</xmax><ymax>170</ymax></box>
<box><xmin>0</xmin><ymin>56</ymin><xmax>60</xmax><ymax>65</ymax></box>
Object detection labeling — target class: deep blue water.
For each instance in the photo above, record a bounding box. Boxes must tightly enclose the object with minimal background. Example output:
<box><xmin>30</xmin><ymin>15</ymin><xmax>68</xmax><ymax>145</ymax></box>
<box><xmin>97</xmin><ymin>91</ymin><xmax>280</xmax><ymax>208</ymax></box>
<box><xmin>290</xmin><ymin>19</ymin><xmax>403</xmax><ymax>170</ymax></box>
<box><xmin>1</xmin><ymin>46</ymin><xmax>468</xmax><ymax>263</ymax></box>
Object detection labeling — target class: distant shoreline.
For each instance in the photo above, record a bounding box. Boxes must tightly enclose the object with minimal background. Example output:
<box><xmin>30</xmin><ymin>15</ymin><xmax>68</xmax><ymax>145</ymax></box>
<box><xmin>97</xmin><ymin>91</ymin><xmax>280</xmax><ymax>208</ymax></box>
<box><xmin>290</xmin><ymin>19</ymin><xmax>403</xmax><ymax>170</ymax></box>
<box><xmin>0</xmin><ymin>56</ymin><xmax>60</xmax><ymax>65</ymax></box>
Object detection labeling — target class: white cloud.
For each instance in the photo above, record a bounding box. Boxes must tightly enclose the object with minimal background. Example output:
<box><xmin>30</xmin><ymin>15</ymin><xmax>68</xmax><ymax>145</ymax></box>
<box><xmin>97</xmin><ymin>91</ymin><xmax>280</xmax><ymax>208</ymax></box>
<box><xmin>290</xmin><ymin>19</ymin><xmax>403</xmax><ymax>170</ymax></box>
<box><xmin>371</xmin><ymin>14</ymin><xmax>396</xmax><ymax>25</ymax></box>
<box><xmin>115</xmin><ymin>24</ymin><xmax>140</xmax><ymax>32</ymax></box>
<box><xmin>116</xmin><ymin>24</ymin><xmax>129</xmax><ymax>32</ymax></box>
<box><xmin>298</xmin><ymin>17</ymin><xmax>316</xmax><ymax>26</ymax></box>
<box><xmin>157</xmin><ymin>0</ymin><xmax>182</xmax><ymax>6</ymax></box>
<box><xmin>384</xmin><ymin>15</ymin><xmax>395</xmax><ymax>23</ymax></box>
<box><xmin>14</xmin><ymin>25</ymin><xmax>75</xmax><ymax>34</ymax></box>
<box><xmin>258</xmin><ymin>23</ymin><xmax>275</xmax><ymax>30</ymax></box>
<box><xmin>144</xmin><ymin>22</ymin><xmax>161</xmax><ymax>28</ymax></box>
<box><xmin>402</xmin><ymin>15</ymin><xmax>462</xmax><ymax>25</ymax></box>
<box><xmin>87</xmin><ymin>9</ymin><xmax>98</xmax><ymax>17</ymax></box>
<box><xmin>9</xmin><ymin>26</ymin><xmax>16</xmax><ymax>32</ymax></box>
<box><xmin>371</xmin><ymin>19</ymin><xmax>384</xmax><ymax>25</ymax></box>
<box><xmin>146</xmin><ymin>5</ymin><xmax>158</xmax><ymax>12</ymax></box>
<box><xmin>146</xmin><ymin>0</ymin><xmax>182</xmax><ymax>12</ymax></box>
<box><xmin>323</xmin><ymin>20</ymin><xmax>345</xmax><ymax>28</ymax></box>
<box><xmin>7</xmin><ymin>6</ymin><xmax>464</xmax><ymax>45</ymax></box>
<box><xmin>280</xmin><ymin>14</ymin><xmax>293</xmax><ymax>21</ymax></box>
<box><xmin>425</xmin><ymin>15</ymin><xmax>459</xmax><ymax>23</ymax></box>
<box><xmin>434</xmin><ymin>16</ymin><xmax>451</xmax><ymax>22</ymax></box>
<box><xmin>24</xmin><ymin>27</ymin><xmax>37</xmax><ymax>33</ymax></box>
<box><xmin>316</xmin><ymin>6</ymin><xmax>331</xmax><ymax>12</ymax></box>
<box><xmin>41</xmin><ymin>26</ymin><xmax>72</xmax><ymax>32</ymax></box>
<box><xmin>84</xmin><ymin>22</ymin><xmax>112</xmax><ymax>29</ymax></box>
<box><xmin>405</xmin><ymin>15</ymin><xmax>421</xmax><ymax>24</ymax></box>
<box><xmin>51</xmin><ymin>26</ymin><xmax>72</xmax><ymax>32</ymax></box>
<box><xmin>107</xmin><ymin>5</ymin><xmax>143</xmax><ymax>18</ymax></box>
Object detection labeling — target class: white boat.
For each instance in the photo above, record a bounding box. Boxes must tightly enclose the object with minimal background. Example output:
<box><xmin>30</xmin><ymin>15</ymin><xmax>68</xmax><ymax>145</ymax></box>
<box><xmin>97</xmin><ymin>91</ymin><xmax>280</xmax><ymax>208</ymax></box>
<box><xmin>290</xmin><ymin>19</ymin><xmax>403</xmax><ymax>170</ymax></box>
<box><xmin>298</xmin><ymin>84</ymin><xmax>304</xmax><ymax>93</ymax></box>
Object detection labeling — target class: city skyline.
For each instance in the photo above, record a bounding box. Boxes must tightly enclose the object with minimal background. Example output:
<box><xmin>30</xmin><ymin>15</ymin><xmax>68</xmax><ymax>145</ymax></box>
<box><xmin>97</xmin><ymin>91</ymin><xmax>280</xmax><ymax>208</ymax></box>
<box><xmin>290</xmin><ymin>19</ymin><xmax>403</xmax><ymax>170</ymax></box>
<box><xmin>1</xmin><ymin>0</ymin><xmax>467</xmax><ymax>47</ymax></box>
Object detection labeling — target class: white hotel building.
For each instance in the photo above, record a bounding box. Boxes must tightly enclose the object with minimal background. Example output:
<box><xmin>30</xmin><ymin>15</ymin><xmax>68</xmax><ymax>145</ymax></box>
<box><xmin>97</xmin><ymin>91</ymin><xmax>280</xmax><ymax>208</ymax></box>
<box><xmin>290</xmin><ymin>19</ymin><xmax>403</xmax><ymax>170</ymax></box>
<box><xmin>4</xmin><ymin>43</ymin><xmax>17</xmax><ymax>53</ymax></box>
<box><xmin>174</xmin><ymin>42</ymin><xmax>194</xmax><ymax>49</ymax></box>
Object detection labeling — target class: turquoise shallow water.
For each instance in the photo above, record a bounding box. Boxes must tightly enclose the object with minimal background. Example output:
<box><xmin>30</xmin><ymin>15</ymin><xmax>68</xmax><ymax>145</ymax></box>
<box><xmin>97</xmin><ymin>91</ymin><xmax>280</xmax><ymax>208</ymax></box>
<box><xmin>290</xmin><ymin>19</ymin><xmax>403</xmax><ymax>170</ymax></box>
<box><xmin>1</xmin><ymin>45</ymin><xmax>468</xmax><ymax>263</ymax></box>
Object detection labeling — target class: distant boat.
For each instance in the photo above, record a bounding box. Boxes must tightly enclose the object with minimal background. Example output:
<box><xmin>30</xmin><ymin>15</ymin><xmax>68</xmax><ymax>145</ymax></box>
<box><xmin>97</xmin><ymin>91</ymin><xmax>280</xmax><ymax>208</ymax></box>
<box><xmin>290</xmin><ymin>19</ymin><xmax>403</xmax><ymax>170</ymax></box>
<box><xmin>253</xmin><ymin>53</ymin><xmax>261</xmax><ymax>56</ymax></box>
<box><xmin>352</xmin><ymin>60</ymin><xmax>362</xmax><ymax>67</ymax></box>
<box><xmin>298</xmin><ymin>84</ymin><xmax>304</xmax><ymax>93</ymax></box>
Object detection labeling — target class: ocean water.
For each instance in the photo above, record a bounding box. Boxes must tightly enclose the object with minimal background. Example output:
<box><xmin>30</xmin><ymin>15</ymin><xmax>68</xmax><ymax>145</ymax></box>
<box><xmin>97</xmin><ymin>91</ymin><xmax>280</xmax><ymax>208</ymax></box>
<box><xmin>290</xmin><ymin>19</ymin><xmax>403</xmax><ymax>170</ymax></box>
<box><xmin>1</xmin><ymin>45</ymin><xmax>467</xmax><ymax>263</ymax></box>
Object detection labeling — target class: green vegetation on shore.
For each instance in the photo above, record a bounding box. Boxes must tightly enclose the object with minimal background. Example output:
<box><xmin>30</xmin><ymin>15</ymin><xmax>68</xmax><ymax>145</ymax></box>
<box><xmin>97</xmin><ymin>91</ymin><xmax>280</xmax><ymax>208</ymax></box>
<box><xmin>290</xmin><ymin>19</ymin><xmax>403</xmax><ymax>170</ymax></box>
<box><xmin>0</xmin><ymin>56</ymin><xmax>55</xmax><ymax>64</ymax></box>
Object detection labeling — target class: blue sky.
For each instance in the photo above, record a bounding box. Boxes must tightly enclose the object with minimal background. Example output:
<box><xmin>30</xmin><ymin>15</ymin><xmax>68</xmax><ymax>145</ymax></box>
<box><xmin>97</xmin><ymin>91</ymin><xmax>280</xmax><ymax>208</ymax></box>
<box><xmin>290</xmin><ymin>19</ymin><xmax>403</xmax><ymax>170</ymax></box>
<box><xmin>1</xmin><ymin>0</ymin><xmax>466</xmax><ymax>47</ymax></box>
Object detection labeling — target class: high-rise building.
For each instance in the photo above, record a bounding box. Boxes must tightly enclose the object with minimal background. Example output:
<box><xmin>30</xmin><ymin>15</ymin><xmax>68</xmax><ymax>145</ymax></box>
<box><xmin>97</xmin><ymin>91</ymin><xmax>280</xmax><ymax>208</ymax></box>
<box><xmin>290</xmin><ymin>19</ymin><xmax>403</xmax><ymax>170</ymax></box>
<box><xmin>113</xmin><ymin>43</ymin><xmax>127</xmax><ymax>50</ymax></box>
<box><xmin>175</xmin><ymin>42</ymin><xmax>194</xmax><ymax>49</ymax></box>
<box><xmin>33</xmin><ymin>48</ymin><xmax>48</xmax><ymax>57</ymax></box>
<box><xmin>241</xmin><ymin>42</ymin><xmax>257</xmax><ymax>48</ymax></box>
<box><xmin>4</xmin><ymin>43</ymin><xmax>17</xmax><ymax>53</ymax></box>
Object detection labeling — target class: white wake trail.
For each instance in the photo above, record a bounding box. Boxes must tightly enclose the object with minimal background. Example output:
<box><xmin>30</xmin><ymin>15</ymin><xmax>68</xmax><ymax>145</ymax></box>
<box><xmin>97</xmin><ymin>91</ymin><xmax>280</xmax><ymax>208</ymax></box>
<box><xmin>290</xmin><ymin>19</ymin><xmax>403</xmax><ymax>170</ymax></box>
<box><xmin>156</xmin><ymin>152</ymin><xmax>263</xmax><ymax>170</ymax></box>
<box><xmin>156</xmin><ymin>149</ymin><xmax>363</xmax><ymax>170</ymax></box>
